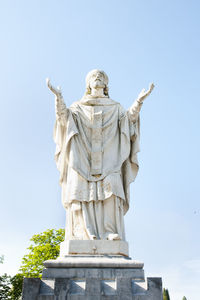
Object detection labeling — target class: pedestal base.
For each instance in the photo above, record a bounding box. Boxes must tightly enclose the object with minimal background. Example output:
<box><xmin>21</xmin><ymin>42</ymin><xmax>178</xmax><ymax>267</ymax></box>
<box><xmin>60</xmin><ymin>240</ymin><xmax>129</xmax><ymax>256</ymax></box>
<box><xmin>22</xmin><ymin>255</ymin><xmax>162</xmax><ymax>299</ymax></box>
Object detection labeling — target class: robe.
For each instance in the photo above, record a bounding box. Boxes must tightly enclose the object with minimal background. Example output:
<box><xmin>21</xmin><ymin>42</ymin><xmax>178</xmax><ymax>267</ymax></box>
<box><xmin>53</xmin><ymin>95</ymin><xmax>140</xmax><ymax>240</ymax></box>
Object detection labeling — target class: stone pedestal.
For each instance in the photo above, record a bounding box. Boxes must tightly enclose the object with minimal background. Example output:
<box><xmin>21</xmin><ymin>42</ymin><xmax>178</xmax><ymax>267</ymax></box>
<box><xmin>60</xmin><ymin>240</ymin><xmax>129</xmax><ymax>256</ymax></box>
<box><xmin>22</xmin><ymin>250</ymin><xmax>162</xmax><ymax>299</ymax></box>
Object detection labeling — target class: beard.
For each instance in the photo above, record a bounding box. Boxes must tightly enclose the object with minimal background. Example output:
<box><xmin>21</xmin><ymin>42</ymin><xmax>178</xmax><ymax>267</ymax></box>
<box><xmin>92</xmin><ymin>80</ymin><xmax>105</xmax><ymax>89</ymax></box>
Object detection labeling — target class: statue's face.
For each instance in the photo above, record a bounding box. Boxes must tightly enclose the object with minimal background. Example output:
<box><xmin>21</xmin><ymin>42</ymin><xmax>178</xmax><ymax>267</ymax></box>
<box><xmin>88</xmin><ymin>71</ymin><xmax>106</xmax><ymax>89</ymax></box>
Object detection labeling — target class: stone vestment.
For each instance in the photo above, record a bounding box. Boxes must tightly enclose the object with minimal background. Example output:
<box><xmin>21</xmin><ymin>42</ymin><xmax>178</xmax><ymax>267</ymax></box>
<box><xmin>53</xmin><ymin>95</ymin><xmax>140</xmax><ymax>240</ymax></box>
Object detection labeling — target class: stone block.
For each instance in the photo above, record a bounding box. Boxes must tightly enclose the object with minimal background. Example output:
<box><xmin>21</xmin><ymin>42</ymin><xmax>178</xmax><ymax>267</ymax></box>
<box><xmin>43</xmin><ymin>255</ymin><xmax>143</xmax><ymax>269</ymax></box>
<box><xmin>60</xmin><ymin>240</ymin><xmax>129</xmax><ymax>256</ymax></box>
<box><xmin>132</xmin><ymin>279</ymin><xmax>147</xmax><ymax>295</ymax></box>
<box><xmin>147</xmin><ymin>277</ymin><xmax>163</xmax><ymax>299</ymax></box>
<box><xmin>38</xmin><ymin>296</ymin><xmax>54</xmax><ymax>300</ymax></box>
<box><xmin>54</xmin><ymin>278</ymin><xmax>70</xmax><ymax>298</ymax></box>
<box><xmin>22</xmin><ymin>278</ymin><xmax>41</xmax><ymax>300</ymax></box>
<box><xmin>22</xmin><ymin>256</ymin><xmax>162</xmax><ymax>300</ymax></box>
<box><xmin>117</xmin><ymin>277</ymin><xmax>133</xmax><ymax>296</ymax></box>
<box><xmin>39</xmin><ymin>279</ymin><xmax>54</xmax><ymax>295</ymax></box>
<box><xmin>70</xmin><ymin>280</ymin><xmax>86</xmax><ymax>295</ymax></box>
<box><xmin>101</xmin><ymin>296</ymin><xmax>119</xmax><ymax>300</ymax></box>
<box><xmin>85</xmin><ymin>278</ymin><xmax>101</xmax><ymax>295</ymax></box>
<box><xmin>101</xmin><ymin>280</ymin><xmax>117</xmax><ymax>296</ymax></box>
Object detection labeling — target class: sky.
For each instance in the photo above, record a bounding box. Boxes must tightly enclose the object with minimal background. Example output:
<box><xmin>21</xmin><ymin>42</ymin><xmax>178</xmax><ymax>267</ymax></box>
<box><xmin>0</xmin><ymin>0</ymin><xmax>200</xmax><ymax>299</ymax></box>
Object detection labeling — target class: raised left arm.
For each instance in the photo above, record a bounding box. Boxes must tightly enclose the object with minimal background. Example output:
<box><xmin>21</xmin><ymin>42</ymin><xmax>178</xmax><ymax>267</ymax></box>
<box><xmin>46</xmin><ymin>78</ymin><xmax>68</xmax><ymax>126</ymax></box>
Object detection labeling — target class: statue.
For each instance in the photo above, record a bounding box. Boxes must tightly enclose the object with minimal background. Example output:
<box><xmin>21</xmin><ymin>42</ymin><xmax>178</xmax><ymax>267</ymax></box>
<box><xmin>47</xmin><ymin>70</ymin><xmax>154</xmax><ymax>242</ymax></box>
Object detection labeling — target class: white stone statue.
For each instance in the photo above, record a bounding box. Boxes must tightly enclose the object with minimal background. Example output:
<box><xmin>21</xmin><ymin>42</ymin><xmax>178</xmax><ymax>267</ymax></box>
<box><xmin>47</xmin><ymin>70</ymin><xmax>154</xmax><ymax>242</ymax></box>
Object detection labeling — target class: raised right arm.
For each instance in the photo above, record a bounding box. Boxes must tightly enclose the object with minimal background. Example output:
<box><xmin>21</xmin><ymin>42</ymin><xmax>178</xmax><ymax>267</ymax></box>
<box><xmin>128</xmin><ymin>83</ymin><xmax>154</xmax><ymax>122</ymax></box>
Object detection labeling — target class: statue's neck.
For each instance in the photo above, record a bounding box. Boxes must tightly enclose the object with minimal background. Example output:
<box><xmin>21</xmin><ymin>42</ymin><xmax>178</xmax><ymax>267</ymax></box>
<box><xmin>90</xmin><ymin>87</ymin><xmax>105</xmax><ymax>98</ymax></box>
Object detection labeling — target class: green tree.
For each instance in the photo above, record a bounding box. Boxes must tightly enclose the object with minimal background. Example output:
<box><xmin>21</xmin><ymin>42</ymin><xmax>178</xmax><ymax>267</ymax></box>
<box><xmin>19</xmin><ymin>228</ymin><xmax>65</xmax><ymax>278</ymax></box>
<box><xmin>0</xmin><ymin>256</ymin><xmax>12</xmax><ymax>300</ymax></box>
<box><xmin>182</xmin><ymin>297</ymin><xmax>187</xmax><ymax>300</ymax></box>
<box><xmin>9</xmin><ymin>274</ymin><xmax>24</xmax><ymax>300</ymax></box>
<box><xmin>10</xmin><ymin>228</ymin><xmax>65</xmax><ymax>299</ymax></box>
<box><xmin>0</xmin><ymin>273</ymin><xmax>11</xmax><ymax>300</ymax></box>
<box><xmin>163</xmin><ymin>288</ymin><xmax>170</xmax><ymax>300</ymax></box>
<box><xmin>0</xmin><ymin>255</ymin><xmax>4</xmax><ymax>264</ymax></box>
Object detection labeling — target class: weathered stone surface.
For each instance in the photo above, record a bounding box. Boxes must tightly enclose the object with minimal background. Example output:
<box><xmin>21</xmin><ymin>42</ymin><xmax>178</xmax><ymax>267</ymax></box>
<box><xmin>22</xmin><ymin>71</ymin><xmax>159</xmax><ymax>299</ymax></box>
<box><xmin>22</xmin><ymin>278</ymin><xmax>41</xmax><ymax>300</ymax></box>
<box><xmin>43</xmin><ymin>255</ymin><xmax>143</xmax><ymax>269</ymax></box>
<box><xmin>54</xmin><ymin>278</ymin><xmax>70</xmax><ymax>298</ymax></box>
<box><xmin>22</xmin><ymin>275</ymin><xmax>162</xmax><ymax>299</ymax></box>
<box><xmin>147</xmin><ymin>277</ymin><xmax>163</xmax><ymax>299</ymax></box>
<box><xmin>86</xmin><ymin>278</ymin><xmax>101</xmax><ymax>295</ymax></box>
<box><xmin>42</xmin><ymin>267</ymin><xmax>145</xmax><ymax>281</ymax></box>
<box><xmin>39</xmin><ymin>279</ymin><xmax>54</xmax><ymax>295</ymax></box>
<box><xmin>22</xmin><ymin>255</ymin><xmax>162</xmax><ymax>299</ymax></box>
<box><xmin>47</xmin><ymin>70</ymin><xmax>154</xmax><ymax>242</ymax></box>
<box><xmin>60</xmin><ymin>240</ymin><xmax>129</xmax><ymax>256</ymax></box>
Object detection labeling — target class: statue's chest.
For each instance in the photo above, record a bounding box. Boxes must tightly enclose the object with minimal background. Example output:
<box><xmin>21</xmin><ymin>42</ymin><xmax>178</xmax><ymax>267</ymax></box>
<box><xmin>90</xmin><ymin>106</ymin><xmax>103</xmax><ymax>176</ymax></box>
<box><xmin>74</xmin><ymin>104</ymin><xmax>119</xmax><ymax>176</ymax></box>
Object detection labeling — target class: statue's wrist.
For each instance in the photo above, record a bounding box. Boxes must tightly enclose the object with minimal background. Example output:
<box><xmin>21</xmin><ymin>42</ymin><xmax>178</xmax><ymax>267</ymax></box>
<box><xmin>137</xmin><ymin>98</ymin><xmax>143</xmax><ymax>104</ymax></box>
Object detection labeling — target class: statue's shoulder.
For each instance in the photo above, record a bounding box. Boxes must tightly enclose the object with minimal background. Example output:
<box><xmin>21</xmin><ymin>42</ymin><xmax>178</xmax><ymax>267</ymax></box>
<box><xmin>108</xmin><ymin>99</ymin><xmax>126</xmax><ymax>115</ymax></box>
<box><xmin>70</xmin><ymin>100</ymin><xmax>81</xmax><ymax>109</ymax></box>
<box><xmin>76</xmin><ymin>96</ymin><xmax>122</xmax><ymax>106</ymax></box>
<box><xmin>110</xmin><ymin>100</ymin><xmax>126</xmax><ymax>114</ymax></box>
<box><xmin>69</xmin><ymin>100</ymin><xmax>86</xmax><ymax>113</ymax></box>
<box><xmin>107</xmin><ymin>98</ymin><xmax>120</xmax><ymax>105</ymax></box>
<box><xmin>69</xmin><ymin>98</ymin><xmax>125</xmax><ymax>114</ymax></box>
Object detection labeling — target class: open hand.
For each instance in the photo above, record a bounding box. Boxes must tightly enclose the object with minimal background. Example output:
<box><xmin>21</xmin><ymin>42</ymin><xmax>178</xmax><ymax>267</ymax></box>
<box><xmin>137</xmin><ymin>83</ymin><xmax>154</xmax><ymax>102</ymax></box>
<box><xmin>46</xmin><ymin>78</ymin><xmax>62</xmax><ymax>97</ymax></box>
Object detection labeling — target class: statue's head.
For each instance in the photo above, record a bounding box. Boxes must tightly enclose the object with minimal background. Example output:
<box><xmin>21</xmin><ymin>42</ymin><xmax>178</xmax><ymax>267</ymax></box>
<box><xmin>85</xmin><ymin>69</ymin><xmax>109</xmax><ymax>96</ymax></box>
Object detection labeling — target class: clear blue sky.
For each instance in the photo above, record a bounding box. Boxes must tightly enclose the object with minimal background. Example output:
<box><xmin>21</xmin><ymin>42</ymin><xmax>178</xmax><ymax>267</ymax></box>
<box><xmin>0</xmin><ymin>1</ymin><xmax>200</xmax><ymax>299</ymax></box>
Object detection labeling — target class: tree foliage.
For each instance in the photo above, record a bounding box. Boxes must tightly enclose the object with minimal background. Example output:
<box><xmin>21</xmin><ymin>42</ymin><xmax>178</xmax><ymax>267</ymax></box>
<box><xmin>9</xmin><ymin>274</ymin><xmax>24</xmax><ymax>300</ymax></box>
<box><xmin>0</xmin><ymin>273</ymin><xmax>11</xmax><ymax>300</ymax></box>
<box><xmin>2</xmin><ymin>228</ymin><xmax>65</xmax><ymax>299</ymax></box>
<box><xmin>19</xmin><ymin>228</ymin><xmax>65</xmax><ymax>278</ymax></box>
<box><xmin>0</xmin><ymin>255</ymin><xmax>4</xmax><ymax>264</ymax></box>
<box><xmin>182</xmin><ymin>297</ymin><xmax>187</xmax><ymax>300</ymax></box>
<box><xmin>163</xmin><ymin>288</ymin><xmax>170</xmax><ymax>300</ymax></box>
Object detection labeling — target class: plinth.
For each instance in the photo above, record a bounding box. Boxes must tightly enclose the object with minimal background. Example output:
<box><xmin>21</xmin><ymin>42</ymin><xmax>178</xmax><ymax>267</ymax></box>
<box><xmin>22</xmin><ymin>240</ymin><xmax>162</xmax><ymax>299</ymax></box>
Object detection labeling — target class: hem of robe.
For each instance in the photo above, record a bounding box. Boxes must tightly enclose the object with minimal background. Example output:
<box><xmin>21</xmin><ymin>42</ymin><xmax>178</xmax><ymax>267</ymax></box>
<box><xmin>66</xmin><ymin>195</ymin><xmax>125</xmax><ymax>241</ymax></box>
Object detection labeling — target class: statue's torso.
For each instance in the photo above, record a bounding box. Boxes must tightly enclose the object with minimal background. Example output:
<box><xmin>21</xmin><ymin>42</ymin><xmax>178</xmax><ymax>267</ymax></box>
<box><xmin>68</xmin><ymin>97</ymin><xmax>129</xmax><ymax>180</ymax></box>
